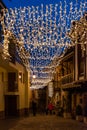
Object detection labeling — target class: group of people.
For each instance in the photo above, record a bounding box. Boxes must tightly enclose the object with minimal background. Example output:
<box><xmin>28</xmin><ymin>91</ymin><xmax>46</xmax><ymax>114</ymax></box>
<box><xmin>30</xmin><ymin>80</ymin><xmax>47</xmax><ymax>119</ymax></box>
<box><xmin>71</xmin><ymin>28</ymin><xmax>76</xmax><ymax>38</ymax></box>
<box><xmin>31</xmin><ymin>98</ymin><xmax>54</xmax><ymax>116</ymax></box>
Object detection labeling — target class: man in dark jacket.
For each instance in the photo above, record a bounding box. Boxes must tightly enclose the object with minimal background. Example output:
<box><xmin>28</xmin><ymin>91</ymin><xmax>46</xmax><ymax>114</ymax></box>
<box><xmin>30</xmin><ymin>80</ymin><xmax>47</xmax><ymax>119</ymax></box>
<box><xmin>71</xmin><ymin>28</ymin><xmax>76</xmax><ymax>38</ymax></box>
<box><xmin>32</xmin><ymin>99</ymin><xmax>37</xmax><ymax>116</ymax></box>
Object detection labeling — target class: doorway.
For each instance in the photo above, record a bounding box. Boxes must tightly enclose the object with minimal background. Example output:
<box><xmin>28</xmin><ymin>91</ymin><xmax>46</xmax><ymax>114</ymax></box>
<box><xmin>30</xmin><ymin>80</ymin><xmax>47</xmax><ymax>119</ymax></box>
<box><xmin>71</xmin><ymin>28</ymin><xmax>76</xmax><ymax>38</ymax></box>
<box><xmin>5</xmin><ymin>95</ymin><xmax>18</xmax><ymax>117</ymax></box>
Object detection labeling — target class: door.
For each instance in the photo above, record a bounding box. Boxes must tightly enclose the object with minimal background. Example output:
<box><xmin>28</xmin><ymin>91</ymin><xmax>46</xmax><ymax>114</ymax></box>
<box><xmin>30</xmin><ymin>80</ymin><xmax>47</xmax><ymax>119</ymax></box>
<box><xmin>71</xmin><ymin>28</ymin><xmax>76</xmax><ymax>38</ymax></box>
<box><xmin>5</xmin><ymin>95</ymin><xmax>18</xmax><ymax>117</ymax></box>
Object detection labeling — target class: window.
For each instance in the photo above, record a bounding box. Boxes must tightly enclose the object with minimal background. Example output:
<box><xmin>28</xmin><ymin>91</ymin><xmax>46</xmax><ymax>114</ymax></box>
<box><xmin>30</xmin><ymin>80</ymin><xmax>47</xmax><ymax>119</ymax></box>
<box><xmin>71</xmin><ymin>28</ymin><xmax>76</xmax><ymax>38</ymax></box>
<box><xmin>78</xmin><ymin>44</ymin><xmax>85</xmax><ymax>77</ymax></box>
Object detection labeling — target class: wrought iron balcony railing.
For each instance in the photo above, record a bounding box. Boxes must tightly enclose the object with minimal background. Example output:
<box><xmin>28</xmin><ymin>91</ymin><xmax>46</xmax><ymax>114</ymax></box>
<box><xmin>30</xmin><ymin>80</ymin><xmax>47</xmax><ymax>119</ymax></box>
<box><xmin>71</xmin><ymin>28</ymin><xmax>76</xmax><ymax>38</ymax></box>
<box><xmin>61</xmin><ymin>73</ymin><xmax>73</xmax><ymax>85</ymax></box>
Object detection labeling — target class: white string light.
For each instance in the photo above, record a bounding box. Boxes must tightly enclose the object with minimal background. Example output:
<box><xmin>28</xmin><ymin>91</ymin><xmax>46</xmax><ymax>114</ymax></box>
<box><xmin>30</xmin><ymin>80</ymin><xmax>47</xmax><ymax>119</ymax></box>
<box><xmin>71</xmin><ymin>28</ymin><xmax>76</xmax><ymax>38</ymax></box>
<box><xmin>1</xmin><ymin>0</ymin><xmax>87</xmax><ymax>88</ymax></box>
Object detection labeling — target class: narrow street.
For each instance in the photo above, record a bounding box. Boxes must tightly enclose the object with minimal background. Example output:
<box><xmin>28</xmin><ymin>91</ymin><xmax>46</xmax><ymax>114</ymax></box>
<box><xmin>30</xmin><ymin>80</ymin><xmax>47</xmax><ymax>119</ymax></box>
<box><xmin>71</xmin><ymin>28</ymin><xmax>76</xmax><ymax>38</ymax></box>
<box><xmin>0</xmin><ymin>114</ymin><xmax>87</xmax><ymax>130</ymax></box>
<box><xmin>0</xmin><ymin>1</ymin><xmax>87</xmax><ymax>130</ymax></box>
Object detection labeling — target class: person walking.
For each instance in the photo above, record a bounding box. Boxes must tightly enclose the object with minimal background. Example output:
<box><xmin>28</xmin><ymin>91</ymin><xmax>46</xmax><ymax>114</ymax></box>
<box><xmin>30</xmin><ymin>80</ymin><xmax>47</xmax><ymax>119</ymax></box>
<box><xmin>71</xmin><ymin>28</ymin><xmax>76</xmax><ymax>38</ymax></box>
<box><xmin>48</xmin><ymin>102</ymin><xmax>54</xmax><ymax>115</ymax></box>
<box><xmin>32</xmin><ymin>99</ymin><xmax>37</xmax><ymax>116</ymax></box>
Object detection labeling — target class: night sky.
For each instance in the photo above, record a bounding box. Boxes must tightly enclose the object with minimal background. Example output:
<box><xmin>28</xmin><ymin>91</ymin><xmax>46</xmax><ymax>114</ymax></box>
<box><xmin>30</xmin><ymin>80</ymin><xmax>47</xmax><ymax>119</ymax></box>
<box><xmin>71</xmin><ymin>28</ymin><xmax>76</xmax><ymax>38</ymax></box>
<box><xmin>3</xmin><ymin>0</ymin><xmax>79</xmax><ymax>8</ymax></box>
<box><xmin>2</xmin><ymin>0</ymin><xmax>86</xmax><ymax>80</ymax></box>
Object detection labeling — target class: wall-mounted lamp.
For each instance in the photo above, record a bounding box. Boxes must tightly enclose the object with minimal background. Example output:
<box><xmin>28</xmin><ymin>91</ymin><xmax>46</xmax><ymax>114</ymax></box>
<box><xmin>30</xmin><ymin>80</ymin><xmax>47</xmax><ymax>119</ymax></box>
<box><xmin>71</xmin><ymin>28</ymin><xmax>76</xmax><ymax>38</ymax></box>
<box><xmin>33</xmin><ymin>75</ymin><xmax>36</xmax><ymax>79</ymax></box>
<box><xmin>19</xmin><ymin>72</ymin><xmax>22</xmax><ymax>82</ymax></box>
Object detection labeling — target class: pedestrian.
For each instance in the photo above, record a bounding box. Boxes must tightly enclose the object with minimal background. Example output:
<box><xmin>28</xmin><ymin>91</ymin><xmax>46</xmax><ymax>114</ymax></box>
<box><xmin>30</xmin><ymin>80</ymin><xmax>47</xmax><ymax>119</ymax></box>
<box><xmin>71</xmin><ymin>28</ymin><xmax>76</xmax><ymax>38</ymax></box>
<box><xmin>45</xmin><ymin>106</ymin><xmax>48</xmax><ymax>115</ymax></box>
<box><xmin>32</xmin><ymin>99</ymin><xmax>37</xmax><ymax>116</ymax></box>
<box><xmin>48</xmin><ymin>102</ymin><xmax>54</xmax><ymax>115</ymax></box>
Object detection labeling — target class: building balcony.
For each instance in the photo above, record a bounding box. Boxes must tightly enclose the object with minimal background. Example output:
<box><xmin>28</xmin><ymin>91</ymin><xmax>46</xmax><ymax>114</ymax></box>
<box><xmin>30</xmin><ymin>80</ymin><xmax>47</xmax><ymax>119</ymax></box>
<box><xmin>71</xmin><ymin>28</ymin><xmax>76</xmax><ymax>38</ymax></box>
<box><xmin>53</xmin><ymin>81</ymin><xmax>60</xmax><ymax>89</ymax></box>
<box><xmin>61</xmin><ymin>73</ymin><xmax>74</xmax><ymax>85</ymax></box>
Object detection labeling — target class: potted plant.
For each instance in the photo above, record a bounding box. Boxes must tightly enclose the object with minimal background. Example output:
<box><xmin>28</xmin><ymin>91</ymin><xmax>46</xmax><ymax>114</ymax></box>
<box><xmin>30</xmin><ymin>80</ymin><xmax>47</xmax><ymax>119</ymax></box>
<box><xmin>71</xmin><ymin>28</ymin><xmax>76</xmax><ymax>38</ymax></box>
<box><xmin>76</xmin><ymin>105</ymin><xmax>83</xmax><ymax>122</ymax></box>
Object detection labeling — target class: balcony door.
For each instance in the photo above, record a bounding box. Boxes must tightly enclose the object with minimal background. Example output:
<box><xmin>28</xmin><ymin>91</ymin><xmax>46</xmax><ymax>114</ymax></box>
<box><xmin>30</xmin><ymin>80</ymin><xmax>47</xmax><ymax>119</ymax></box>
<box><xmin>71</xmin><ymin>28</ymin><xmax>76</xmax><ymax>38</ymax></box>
<box><xmin>8</xmin><ymin>72</ymin><xmax>16</xmax><ymax>92</ymax></box>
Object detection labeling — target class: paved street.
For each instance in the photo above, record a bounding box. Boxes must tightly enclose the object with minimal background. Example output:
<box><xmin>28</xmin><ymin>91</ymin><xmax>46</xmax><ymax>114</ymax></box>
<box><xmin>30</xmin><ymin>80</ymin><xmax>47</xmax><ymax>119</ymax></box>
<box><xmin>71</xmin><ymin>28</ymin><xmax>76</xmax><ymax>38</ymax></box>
<box><xmin>0</xmin><ymin>114</ymin><xmax>87</xmax><ymax>130</ymax></box>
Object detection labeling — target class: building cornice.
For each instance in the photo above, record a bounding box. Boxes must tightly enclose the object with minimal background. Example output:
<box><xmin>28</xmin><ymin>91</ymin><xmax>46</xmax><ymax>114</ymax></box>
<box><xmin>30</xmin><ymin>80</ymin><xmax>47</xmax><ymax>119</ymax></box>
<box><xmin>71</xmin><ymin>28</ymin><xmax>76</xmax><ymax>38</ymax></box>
<box><xmin>0</xmin><ymin>0</ymin><xmax>7</xmax><ymax>8</ymax></box>
<box><xmin>60</xmin><ymin>51</ymin><xmax>74</xmax><ymax>62</ymax></box>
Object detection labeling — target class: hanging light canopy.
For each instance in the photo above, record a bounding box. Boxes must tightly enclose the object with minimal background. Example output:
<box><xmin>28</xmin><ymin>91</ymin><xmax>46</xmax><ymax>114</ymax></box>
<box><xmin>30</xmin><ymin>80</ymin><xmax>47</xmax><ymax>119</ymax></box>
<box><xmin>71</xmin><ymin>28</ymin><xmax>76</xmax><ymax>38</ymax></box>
<box><xmin>1</xmin><ymin>0</ymin><xmax>87</xmax><ymax>88</ymax></box>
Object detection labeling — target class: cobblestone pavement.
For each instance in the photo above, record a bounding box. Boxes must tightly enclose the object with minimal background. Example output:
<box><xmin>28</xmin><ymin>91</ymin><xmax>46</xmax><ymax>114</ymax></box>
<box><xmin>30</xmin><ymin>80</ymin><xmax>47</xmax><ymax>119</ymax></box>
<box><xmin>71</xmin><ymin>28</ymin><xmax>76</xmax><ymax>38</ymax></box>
<box><xmin>0</xmin><ymin>115</ymin><xmax>87</xmax><ymax>130</ymax></box>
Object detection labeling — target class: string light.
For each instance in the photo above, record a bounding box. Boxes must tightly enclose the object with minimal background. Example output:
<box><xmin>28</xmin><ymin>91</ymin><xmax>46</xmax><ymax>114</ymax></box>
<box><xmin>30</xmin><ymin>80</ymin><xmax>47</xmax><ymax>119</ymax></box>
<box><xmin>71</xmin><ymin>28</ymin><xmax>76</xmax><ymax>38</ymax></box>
<box><xmin>1</xmin><ymin>0</ymin><xmax>87</xmax><ymax>88</ymax></box>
